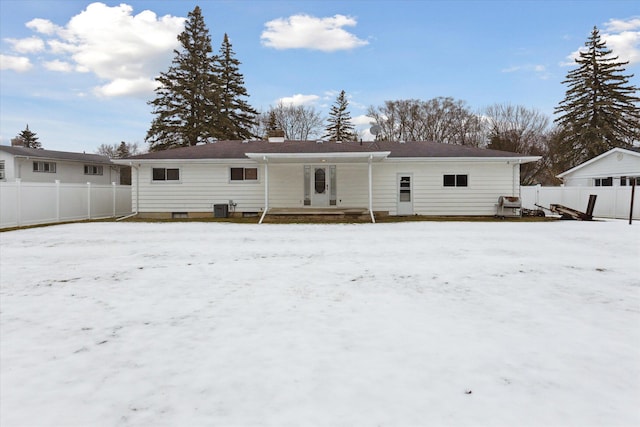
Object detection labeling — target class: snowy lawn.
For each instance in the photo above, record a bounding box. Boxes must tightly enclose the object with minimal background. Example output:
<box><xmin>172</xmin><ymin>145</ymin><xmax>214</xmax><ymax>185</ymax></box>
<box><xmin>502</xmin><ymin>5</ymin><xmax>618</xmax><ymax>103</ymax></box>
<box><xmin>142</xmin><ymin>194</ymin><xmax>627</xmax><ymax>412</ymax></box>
<box><xmin>1</xmin><ymin>220</ymin><xmax>639</xmax><ymax>427</ymax></box>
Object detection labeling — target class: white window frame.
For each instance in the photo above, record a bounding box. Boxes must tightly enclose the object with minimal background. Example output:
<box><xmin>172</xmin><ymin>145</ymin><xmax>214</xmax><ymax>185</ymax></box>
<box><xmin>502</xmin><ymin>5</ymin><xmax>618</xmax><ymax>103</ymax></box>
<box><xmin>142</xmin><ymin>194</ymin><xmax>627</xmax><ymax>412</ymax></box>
<box><xmin>33</xmin><ymin>161</ymin><xmax>56</xmax><ymax>173</ymax></box>
<box><xmin>84</xmin><ymin>165</ymin><xmax>104</xmax><ymax>175</ymax></box>
<box><xmin>152</xmin><ymin>167</ymin><xmax>181</xmax><ymax>182</ymax></box>
<box><xmin>443</xmin><ymin>173</ymin><xmax>468</xmax><ymax>187</ymax></box>
<box><xmin>230</xmin><ymin>167</ymin><xmax>258</xmax><ymax>182</ymax></box>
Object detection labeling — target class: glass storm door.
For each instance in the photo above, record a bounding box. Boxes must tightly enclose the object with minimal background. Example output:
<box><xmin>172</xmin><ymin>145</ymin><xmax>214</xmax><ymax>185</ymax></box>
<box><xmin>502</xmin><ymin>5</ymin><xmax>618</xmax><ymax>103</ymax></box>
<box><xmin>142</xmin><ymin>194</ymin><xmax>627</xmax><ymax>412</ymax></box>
<box><xmin>312</xmin><ymin>166</ymin><xmax>330</xmax><ymax>206</ymax></box>
<box><xmin>397</xmin><ymin>174</ymin><xmax>413</xmax><ymax>215</ymax></box>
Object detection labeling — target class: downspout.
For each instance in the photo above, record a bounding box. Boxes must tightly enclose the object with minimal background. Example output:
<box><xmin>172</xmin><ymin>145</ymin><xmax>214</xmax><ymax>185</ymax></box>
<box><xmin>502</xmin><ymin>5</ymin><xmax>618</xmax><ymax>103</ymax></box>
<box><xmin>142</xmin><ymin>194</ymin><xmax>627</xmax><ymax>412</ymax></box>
<box><xmin>368</xmin><ymin>155</ymin><xmax>375</xmax><ymax>223</ymax></box>
<box><xmin>259</xmin><ymin>157</ymin><xmax>269</xmax><ymax>224</ymax></box>
<box><xmin>116</xmin><ymin>162</ymin><xmax>139</xmax><ymax>221</ymax></box>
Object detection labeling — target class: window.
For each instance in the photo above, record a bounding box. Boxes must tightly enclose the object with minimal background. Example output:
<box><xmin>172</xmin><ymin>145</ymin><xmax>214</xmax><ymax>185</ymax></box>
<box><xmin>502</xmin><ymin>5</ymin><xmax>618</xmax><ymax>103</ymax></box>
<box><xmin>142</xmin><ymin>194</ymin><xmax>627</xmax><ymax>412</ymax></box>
<box><xmin>443</xmin><ymin>174</ymin><xmax>468</xmax><ymax>187</ymax></box>
<box><xmin>620</xmin><ymin>176</ymin><xmax>639</xmax><ymax>186</ymax></box>
<box><xmin>33</xmin><ymin>161</ymin><xmax>56</xmax><ymax>173</ymax></box>
<box><xmin>152</xmin><ymin>167</ymin><xmax>180</xmax><ymax>181</ymax></box>
<box><xmin>594</xmin><ymin>177</ymin><xmax>612</xmax><ymax>186</ymax></box>
<box><xmin>0</xmin><ymin>161</ymin><xmax>4</xmax><ymax>180</ymax></box>
<box><xmin>230</xmin><ymin>167</ymin><xmax>258</xmax><ymax>181</ymax></box>
<box><xmin>84</xmin><ymin>165</ymin><xmax>103</xmax><ymax>175</ymax></box>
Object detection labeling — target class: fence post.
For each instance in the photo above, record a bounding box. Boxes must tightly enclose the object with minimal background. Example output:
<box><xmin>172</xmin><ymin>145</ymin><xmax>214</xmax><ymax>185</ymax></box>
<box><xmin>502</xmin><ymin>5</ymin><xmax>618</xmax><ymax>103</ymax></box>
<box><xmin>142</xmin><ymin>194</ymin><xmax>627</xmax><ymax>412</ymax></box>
<box><xmin>16</xmin><ymin>178</ymin><xmax>21</xmax><ymax>227</ymax></box>
<box><xmin>55</xmin><ymin>180</ymin><xmax>61</xmax><ymax>222</ymax></box>
<box><xmin>112</xmin><ymin>182</ymin><xmax>116</xmax><ymax>217</ymax></box>
<box><xmin>87</xmin><ymin>182</ymin><xmax>92</xmax><ymax>220</ymax></box>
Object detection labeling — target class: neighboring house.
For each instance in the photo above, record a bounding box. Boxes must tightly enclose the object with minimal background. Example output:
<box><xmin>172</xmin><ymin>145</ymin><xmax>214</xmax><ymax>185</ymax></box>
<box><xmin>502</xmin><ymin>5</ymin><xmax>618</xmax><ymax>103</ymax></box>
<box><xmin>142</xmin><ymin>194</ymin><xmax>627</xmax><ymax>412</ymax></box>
<box><xmin>557</xmin><ymin>147</ymin><xmax>640</xmax><ymax>187</ymax></box>
<box><xmin>114</xmin><ymin>139</ymin><xmax>539</xmax><ymax>222</ymax></box>
<box><xmin>0</xmin><ymin>146</ymin><xmax>121</xmax><ymax>185</ymax></box>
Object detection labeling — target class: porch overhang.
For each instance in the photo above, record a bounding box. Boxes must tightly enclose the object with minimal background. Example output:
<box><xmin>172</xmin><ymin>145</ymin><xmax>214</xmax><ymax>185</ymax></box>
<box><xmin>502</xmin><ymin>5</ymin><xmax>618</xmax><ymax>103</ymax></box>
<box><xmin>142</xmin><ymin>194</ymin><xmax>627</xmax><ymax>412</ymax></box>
<box><xmin>245</xmin><ymin>151</ymin><xmax>391</xmax><ymax>163</ymax></box>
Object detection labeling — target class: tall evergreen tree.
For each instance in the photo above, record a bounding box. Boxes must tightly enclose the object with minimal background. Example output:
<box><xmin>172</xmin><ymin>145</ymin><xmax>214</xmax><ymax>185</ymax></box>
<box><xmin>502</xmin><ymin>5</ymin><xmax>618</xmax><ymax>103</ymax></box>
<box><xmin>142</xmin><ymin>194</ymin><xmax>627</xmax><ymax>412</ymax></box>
<box><xmin>554</xmin><ymin>26</ymin><xmax>640</xmax><ymax>166</ymax></box>
<box><xmin>13</xmin><ymin>124</ymin><xmax>42</xmax><ymax>149</ymax></box>
<box><xmin>324</xmin><ymin>90</ymin><xmax>356</xmax><ymax>141</ymax></box>
<box><xmin>146</xmin><ymin>6</ymin><xmax>219</xmax><ymax>151</ymax></box>
<box><xmin>213</xmin><ymin>33</ymin><xmax>258</xmax><ymax>140</ymax></box>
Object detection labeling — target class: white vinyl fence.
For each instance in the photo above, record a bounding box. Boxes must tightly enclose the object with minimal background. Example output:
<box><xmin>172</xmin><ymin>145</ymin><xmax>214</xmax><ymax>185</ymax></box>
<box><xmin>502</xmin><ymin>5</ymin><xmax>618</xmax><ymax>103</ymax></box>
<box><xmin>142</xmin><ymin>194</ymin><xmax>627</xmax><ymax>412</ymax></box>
<box><xmin>521</xmin><ymin>185</ymin><xmax>639</xmax><ymax>220</ymax></box>
<box><xmin>0</xmin><ymin>180</ymin><xmax>132</xmax><ymax>229</ymax></box>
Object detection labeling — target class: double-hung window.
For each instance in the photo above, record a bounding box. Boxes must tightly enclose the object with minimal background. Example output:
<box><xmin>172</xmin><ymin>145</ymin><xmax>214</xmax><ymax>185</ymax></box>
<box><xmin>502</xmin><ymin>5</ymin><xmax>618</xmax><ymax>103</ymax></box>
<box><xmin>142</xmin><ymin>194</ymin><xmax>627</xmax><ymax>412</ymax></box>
<box><xmin>33</xmin><ymin>161</ymin><xmax>56</xmax><ymax>173</ymax></box>
<box><xmin>152</xmin><ymin>167</ymin><xmax>180</xmax><ymax>181</ymax></box>
<box><xmin>84</xmin><ymin>165</ymin><xmax>103</xmax><ymax>175</ymax></box>
<box><xmin>443</xmin><ymin>174</ymin><xmax>468</xmax><ymax>187</ymax></box>
<box><xmin>594</xmin><ymin>177</ymin><xmax>612</xmax><ymax>186</ymax></box>
<box><xmin>230</xmin><ymin>167</ymin><xmax>258</xmax><ymax>181</ymax></box>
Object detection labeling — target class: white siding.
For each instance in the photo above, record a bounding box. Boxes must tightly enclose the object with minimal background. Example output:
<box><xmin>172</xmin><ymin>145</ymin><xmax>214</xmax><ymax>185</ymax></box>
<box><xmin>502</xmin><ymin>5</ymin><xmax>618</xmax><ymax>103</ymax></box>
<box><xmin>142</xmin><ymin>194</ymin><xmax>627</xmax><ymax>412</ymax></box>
<box><xmin>135</xmin><ymin>162</ymin><xmax>264</xmax><ymax>213</ymax></box>
<box><xmin>0</xmin><ymin>154</ymin><xmax>120</xmax><ymax>184</ymax></box>
<box><xmin>562</xmin><ymin>151</ymin><xmax>640</xmax><ymax>186</ymax></box>
<box><xmin>133</xmin><ymin>159</ymin><xmax>521</xmax><ymax>216</ymax></box>
<box><xmin>372</xmin><ymin>160</ymin><xmax>517</xmax><ymax>215</ymax></box>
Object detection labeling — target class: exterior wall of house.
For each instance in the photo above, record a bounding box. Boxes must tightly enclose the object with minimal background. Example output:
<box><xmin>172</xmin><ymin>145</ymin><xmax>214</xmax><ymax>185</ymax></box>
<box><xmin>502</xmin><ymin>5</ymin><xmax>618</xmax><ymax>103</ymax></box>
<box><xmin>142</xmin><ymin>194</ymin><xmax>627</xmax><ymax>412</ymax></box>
<box><xmin>562</xmin><ymin>151</ymin><xmax>640</xmax><ymax>186</ymax></box>
<box><xmin>132</xmin><ymin>159</ymin><xmax>520</xmax><ymax>216</ymax></box>
<box><xmin>133</xmin><ymin>161</ymin><xmax>264</xmax><ymax>214</ymax></box>
<box><xmin>371</xmin><ymin>160</ymin><xmax>518</xmax><ymax>215</ymax></box>
<box><xmin>0</xmin><ymin>153</ymin><xmax>119</xmax><ymax>184</ymax></box>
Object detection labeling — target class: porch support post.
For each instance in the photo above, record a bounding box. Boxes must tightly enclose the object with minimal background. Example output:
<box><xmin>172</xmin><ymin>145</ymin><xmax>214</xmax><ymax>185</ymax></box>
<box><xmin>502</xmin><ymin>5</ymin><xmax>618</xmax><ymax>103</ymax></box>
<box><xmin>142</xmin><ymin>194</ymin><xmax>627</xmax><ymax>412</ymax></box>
<box><xmin>259</xmin><ymin>157</ymin><xmax>269</xmax><ymax>224</ymax></box>
<box><xmin>368</xmin><ymin>155</ymin><xmax>375</xmax><ymax>223</ymax></box>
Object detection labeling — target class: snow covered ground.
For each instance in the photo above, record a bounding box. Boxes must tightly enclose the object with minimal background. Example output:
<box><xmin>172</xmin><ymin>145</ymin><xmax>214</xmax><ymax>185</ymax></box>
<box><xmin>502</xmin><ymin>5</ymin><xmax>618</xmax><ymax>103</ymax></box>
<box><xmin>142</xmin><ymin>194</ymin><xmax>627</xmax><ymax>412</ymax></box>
<box><xmin>1</xmin><ymin>220</ymin><xmax>639</xmax><ymax>427</ymax></box>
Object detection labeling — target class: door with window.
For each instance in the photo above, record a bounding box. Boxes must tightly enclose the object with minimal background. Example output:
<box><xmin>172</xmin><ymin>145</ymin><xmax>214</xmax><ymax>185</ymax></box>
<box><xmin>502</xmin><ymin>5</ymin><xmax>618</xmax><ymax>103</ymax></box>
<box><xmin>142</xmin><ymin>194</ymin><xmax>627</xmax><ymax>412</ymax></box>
<box><xmin>397</xmin><ymin>174</ymin><xmax>413</xmax><ymax>215</ymax></box>
<box><xmin>304</xmin><ymin>165</ymin><xmax>336</xmax><ymax>207</ymax></box>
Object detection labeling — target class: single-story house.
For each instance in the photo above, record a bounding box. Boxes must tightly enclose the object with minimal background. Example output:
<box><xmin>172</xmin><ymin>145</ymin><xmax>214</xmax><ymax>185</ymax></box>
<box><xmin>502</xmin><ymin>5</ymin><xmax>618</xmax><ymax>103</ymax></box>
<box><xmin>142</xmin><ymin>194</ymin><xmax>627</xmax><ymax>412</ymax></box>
<box><xmin>0</xmin><ymin>146</ymin><xmax>121</xmax><ymax>185</ymax></box>
<box><xmin>114</xmin><ymin>139</ymin><xmax>540</xmax><ymax>222</ymax></box>
<box><xmin>557</xmin><ymin>147</ymin><xmax>640</xmax><ymax>187</ymax></box>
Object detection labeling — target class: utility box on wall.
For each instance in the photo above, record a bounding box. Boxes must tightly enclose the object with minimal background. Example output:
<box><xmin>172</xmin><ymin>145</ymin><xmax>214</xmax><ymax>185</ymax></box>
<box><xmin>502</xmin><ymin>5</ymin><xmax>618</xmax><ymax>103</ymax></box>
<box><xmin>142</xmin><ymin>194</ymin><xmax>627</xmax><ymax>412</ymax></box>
<box><xmin>214</xmin><ymin>204</ymin><xmax>229</xmax><ymax>218</ymax></box>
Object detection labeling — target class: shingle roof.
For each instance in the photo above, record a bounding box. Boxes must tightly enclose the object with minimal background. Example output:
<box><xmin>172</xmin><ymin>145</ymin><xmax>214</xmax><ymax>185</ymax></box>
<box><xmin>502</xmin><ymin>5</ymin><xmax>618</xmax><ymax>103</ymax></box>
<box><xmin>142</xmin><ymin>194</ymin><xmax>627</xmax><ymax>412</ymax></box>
<box><xmin>124</xmin><ymin>140</ymin><xmax>532</xmax><ymax>160</ymax></box>
<box><xmin>0</xmin><ymin>146</ymin><xmax>112</xmax><ymax>164</ymax></box>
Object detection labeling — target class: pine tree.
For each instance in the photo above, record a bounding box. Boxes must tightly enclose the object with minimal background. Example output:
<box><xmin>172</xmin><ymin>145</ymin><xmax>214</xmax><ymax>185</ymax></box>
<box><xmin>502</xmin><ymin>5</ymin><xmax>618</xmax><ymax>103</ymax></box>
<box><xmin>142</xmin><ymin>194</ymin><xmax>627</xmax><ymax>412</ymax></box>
<box><xmin>14</xmin><ymin>124</ymin><xmax>42</xmax><ymax>149</ymax></box>
<box><xmin>324</xmin><ymin>90</ymin><xmax>356</xmax><ymax>141</ymax></box>
<box><xmin>213</xmin><ymin>33</ymin><xmax>258</xmax><ymax>140</ymax></box>
<box><xmin>554</xmin><ymin>26</ymin><xmax>640</xmax><ymax>166</ymax></box>
<box><xmin>146</xmin><ymin>6</ymin><xmax>219</xmax><ymax>151</ymax></box>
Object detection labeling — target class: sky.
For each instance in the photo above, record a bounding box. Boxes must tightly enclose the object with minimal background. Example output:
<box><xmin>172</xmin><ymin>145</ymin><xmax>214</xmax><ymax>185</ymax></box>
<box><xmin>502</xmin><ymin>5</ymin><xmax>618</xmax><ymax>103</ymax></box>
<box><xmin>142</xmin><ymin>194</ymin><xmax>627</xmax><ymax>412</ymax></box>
<box><xmin>0</xmin><ymin>0</ymin><xmax>638</xmax><ymax>153</ymax></box>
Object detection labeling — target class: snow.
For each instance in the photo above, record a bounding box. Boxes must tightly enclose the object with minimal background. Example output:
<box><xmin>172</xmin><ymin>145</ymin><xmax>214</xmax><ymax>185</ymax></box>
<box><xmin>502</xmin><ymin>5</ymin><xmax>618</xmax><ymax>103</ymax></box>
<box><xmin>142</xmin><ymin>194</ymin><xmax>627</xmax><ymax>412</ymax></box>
<box><xmin>1</xmin><ymin>220</ymin><xmax>639</xmax><ymax>426</ymax></box>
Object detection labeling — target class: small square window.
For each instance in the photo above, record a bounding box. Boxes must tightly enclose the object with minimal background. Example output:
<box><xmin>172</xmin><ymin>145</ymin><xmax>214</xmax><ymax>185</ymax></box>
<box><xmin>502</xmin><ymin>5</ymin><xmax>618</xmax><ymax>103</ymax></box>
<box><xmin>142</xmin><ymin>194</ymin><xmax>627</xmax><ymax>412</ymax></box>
<box><xmin>166</xmin><ymin>168</ymin><xmax>180</xmax><ymax>180</ymax></box>
<box><xmin>456</xmin><ymin>175</ymin><xmax>468</xmax><ymax>187</ymax></box>
<box><xmin>153</xmin><ymin>168</ymin><xmax>166</xmax><ymax>181</ymax></box>
<box><xmin>244</xmin><ymin>168</ymin><xmax>258</xmax><ymax>180</ymax></box>
<box><xmin>443</xmin><ymin>174</ymin><xmax>456</xmax><ymax>187</ymax></box>
<box><xmin>230</xmin><ymin>168</ymin><xmax>244</xmax><ymax>181</ymax></box>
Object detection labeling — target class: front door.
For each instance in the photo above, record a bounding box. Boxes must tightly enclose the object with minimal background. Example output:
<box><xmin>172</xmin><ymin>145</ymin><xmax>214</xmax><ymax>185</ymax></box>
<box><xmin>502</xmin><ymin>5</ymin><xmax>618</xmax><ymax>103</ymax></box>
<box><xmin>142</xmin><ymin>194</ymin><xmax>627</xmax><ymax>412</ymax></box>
<box><xmin>312</xmin><ymin>166</ymin><xmax>329</xmax><ymax>206</ymax></box>
<box><xmin>397</xmin><ymin>174</ymin><xmax>413</xmax><ymax>215</ymax></box>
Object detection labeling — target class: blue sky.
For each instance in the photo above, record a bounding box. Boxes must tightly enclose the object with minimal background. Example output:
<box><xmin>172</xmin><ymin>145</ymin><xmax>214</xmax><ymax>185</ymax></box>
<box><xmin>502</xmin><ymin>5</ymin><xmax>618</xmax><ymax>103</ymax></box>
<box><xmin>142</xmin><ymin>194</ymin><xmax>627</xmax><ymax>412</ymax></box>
<box><xmin>1</xmin><ymin>0</ymin><xmax>638</xmax><ymax>153</ymax></box>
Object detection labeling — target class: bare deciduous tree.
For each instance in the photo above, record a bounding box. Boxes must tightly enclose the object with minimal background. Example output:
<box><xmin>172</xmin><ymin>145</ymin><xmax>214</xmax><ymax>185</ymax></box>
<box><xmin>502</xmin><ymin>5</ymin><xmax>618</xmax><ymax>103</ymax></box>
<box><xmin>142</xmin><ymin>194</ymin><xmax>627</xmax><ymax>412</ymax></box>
<box><xmin>483</xmin><ymin>104</ymin><xmax>551</xmax><ymax>185</ymax></box>
<box><xmin>266</xmin><ymin>102</ymin><xmax>324</xmax><ymax>140</ymax></box>
<box><xmin>367</xmin><ymin>97</ymin><xmax>484</xmax><ymax>146</ymax></box>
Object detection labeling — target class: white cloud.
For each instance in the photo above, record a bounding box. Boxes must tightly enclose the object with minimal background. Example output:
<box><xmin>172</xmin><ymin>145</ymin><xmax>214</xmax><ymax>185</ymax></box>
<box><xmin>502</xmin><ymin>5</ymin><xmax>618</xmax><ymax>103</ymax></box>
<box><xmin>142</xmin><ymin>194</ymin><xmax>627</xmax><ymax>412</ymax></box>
<box><xmin>44</xmin><ymin>59</ymin><xmax>73</xmax><ymax>72</ymax></box>
<box><xmin>5</xmin><ymin>36</ymin><xmax>45</xmax><ymax>54</ymax></box>
<box><xmin>604</xmin><ymin>17</ymin><xmax>640</xmax><ymax>33</ymax></box>
<box><xmin>261</xmin><ymin>14</ymin><xmax>368</xmax><ymax>52</ymax></box>
<box><xmin>26</xmin><ymin>18</ymin><xmax>62</xmax><ymax>35</ymax></box>
<box><xmin>501</xmin><ymin>64</ymin><xmax>550</xmax><ymax>79</ymax></box>
<box><xmin>277</xmin><ymin>93</ymin><xmax>320</xmax><ymax>106</ymax></box>
<box><xmin>563</xmin><ymin>17</ymin><xmax>640</xmax><ymax>66</ymax></box>
<box><xmin>16</xmin><ymin>2</ymin><xmax>185</xmax><ymax>97</ymax></box>
<box><xmin>0</xmin><ymin>54</ymin><xmax>33</xmax><ymax>72</ymax></box>
<box><xmin>93</xmin><ymin>77</ymin><xmax>159</xmax><ymax>98</ymax></box>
